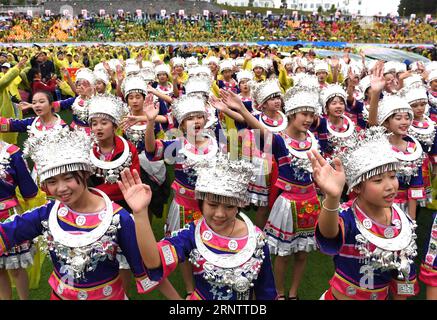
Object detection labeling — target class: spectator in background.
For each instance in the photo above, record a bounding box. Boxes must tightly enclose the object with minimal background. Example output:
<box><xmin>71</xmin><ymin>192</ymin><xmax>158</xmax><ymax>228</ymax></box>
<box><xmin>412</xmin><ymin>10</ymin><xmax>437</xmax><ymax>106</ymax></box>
<box><xmin>27</xmin><ymin>67</ymin><xmax>57</xmax><ymax>97</ymax></box>
<box><xmin>34</xmin><ymin>51</ymin><xmax>55</xmax><ymax>83</ymax></box>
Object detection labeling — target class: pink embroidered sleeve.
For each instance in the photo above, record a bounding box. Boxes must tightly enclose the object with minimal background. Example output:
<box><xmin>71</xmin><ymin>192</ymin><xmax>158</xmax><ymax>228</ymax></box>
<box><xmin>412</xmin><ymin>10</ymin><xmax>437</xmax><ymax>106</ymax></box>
<box><xmin>157</xmin><ymin>240</ymin><xmax>179</xmax><ymax>279</ymax></box>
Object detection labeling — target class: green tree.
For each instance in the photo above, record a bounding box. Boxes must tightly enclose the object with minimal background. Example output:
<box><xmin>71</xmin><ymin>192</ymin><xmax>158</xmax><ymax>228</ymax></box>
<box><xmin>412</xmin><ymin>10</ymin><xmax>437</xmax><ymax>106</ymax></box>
<box><xmin>328</xmin><ymin>4</ymin><xmax>336</xmax><ymax>14</ymax></box>
<box><xmin>399</xmin><ymin>0</ymin><xmax>437</xmax><ymax>16</ymax></box>
<box><xmin>318</xmin><ymin>6</ymin><xmax>323</xmax><ymax>14</ymax></box>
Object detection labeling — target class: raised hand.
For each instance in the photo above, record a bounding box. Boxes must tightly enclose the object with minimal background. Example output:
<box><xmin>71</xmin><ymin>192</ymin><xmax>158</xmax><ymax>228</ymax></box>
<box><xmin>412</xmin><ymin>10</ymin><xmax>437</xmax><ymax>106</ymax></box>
<box><xmin>120</xmin><ymin>115</ymin><xmax>146</xmax><ymax>131</ymax></box>
<box><xmin>117</xmin><ymin>169</ymin><xmax>152</xmax><ymax>214</ymax></box>
<box><xmin>307</xmin><ymin>149</ymin><xmax>345</xmax><ymax>199</ymax></box>
<box><xmin>209</xmin><ymin>95</ymin><xmax>229</xmax><ymax>112</ymax></box>
<box><xmin>144</xmin><ymin>94</ymin><xmax>159</xmax><ymax>121</ymax></box>
<box><xmin>219</xmin><ymin>89</ymin><xmax>244</xmax><ymax>112</ymax></box>
<box><xmin>347</xmin><ymin>67</ymin><xmax>359</xmax><ymax>87</ymax></box>
<box><xmin>17</xmin><ymin>56</ymin><xmax>28</xmax><ymax>69</ymax></box>
<box><xmin>19</xmin><ymin>101</ymin><xmax>33</xmax><ymax>111</ymax></box>
<box><xmin>330</xmin><ymin>55</ymin><xmax>340</xmax><ymax>69</ymax></box>
<box><xmin>398</xmin><ymin>70</ymin><xmax>413</xmax><ymax>81</ymax></box>
<box><xmin>369</xmin><ymin>60</ymin><xmax>386</xmax><ymax>93</ymax></box>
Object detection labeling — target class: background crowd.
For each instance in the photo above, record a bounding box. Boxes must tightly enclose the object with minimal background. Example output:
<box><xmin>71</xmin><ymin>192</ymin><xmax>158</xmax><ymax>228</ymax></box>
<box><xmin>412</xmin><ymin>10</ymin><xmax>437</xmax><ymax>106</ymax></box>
<box><xmin>0</xmin><ymin>13</ymin><xmax>435</xmax><ymax>43</ymax></box>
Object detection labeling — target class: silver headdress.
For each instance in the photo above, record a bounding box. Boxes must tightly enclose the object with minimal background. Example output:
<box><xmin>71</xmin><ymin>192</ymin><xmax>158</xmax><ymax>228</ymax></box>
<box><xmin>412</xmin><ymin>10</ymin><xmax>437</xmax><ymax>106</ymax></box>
<box><xmin>185</xmin><ymin>75</ymin><xmax>212</xmax><ymax>97</ymax></box>
<box><xmin>427</xmin><ymin>70</ymin><xmax>437</xmax><ymax>85</ymax></box>
<box><xmin>141</xmin><ymin>61</ymin><xmax>155</xmax><ymax>71</ymax></box>
<box><xmin>357</xmin><ymin>75</ymin><xmax>371</xmax><ymax>101</ymax></box>
<box><xmin>93</xmin><ymin>69</ymin><xmax>110</xmax><ymax>85</ymax></box>
<box><xmin>107</xmin><ymin>59</ymin><xmax>123</xmax><ymax>72</ymax></box>
<box><xmin>121</xmin><ymin>74</ymin><xmax>148</xmax><ymax>99</ymax></box>
<box><xmin>87</xmin><ymin>94</ymin><xmax>129</xmax><ymax>126</ymax></box>
<box><xmin>203</xmin><ymin>56</ymin><xmax>220</xmax><ymax>66</ymax></box>
<box><xmin>188</xmin><ymin>65</ymin><xmax>212</xmax><ymax>79</ymax></box>
<box><xmin>235</xmin><ymin>57</ymin><xmax>245</xmax><ymax>67</ymax></box>
<box><xmin>283</xmin><ymin>74</ymin><xmax>321</xmax><ymax>115</ymax></box>
<box><xmin>93</xmin><ymin>62</ymin><xmax>106</xmax><ymax>73</ymax></box>
<box><xmin>339</xmin><ymin>126</ymin><xmax>400</xmax><ymax>194</ymax></box>
<box><xmin>394</xmin><ymin>61</ymin><xmax>407</xmax><ymax>74</ymax></box>
<box><xmin>250</xmin><ymin>79</ymin><xmax>282</xmax><ymax>107</ymax></box>
<box><xmin>377</xmin><ymin>95</ymin><xmax>413</xmax><ymax>126</ymax></box>
<box><xmin>171</xmin><ymin>57</ymin><xmax>185</xmax><ymax>68</ymax></box>
<box><xmin>155</xmin><ymin>64</ymin><xmax>170</xmax><ymax>76</ymax></box>
<box><xmin>24</xmin><ymin>126</ymin><xmax>92</xmax><ymax>183</ymax></box>
<box><xmin>344</xmin><ymin>63</ymin><xmax>363</xmax><ymax>81</ymax></box>
<box><xmin>125</xmin><ymin>63</ymin><xmax>140</xmax><ymax>76</ymax></box>
<box><xmin>251</xmin><ymin>57</ymin><xmax>266</xmax><ymax>70</ymax></box>
<box><xmin>236</xmin><ymin>70</ymin><xmax>254</xmax><ymax>83</ymax></box>
<box><xmin>426</xmin><ymin>61</ymin><xmax>437</xmax><ymax>73</ymax></box>
<box><xmin>292</xmin><ymin>57</ymin><xmax>308</xmax><ymax>73</ymax></box>
<box><xmin>399</xmin><ymin>83</ymin><xmax>428</xmax><ymax>105</ymax></box>
<box><xmin>314</xmin><ymin>60</ymin><xmax>329</xmax><ymax>74</ymax></box>
<box><xmin>75</xmin><ymin>68</ymin><xmax>96</xmax><ymax>85</ymax></box>
<box><xmin>172</xmin><ymin>95</ymin><xmax>207</xmax><ymax>125</ymax></box>
<box><xmin>194</xmin><ymin>153</ymin><xmax>254</xmax><ymax>207</ymax></box>
<box><xmin>219</xmin><ymin>59</ymin><xmax>235</xmax><ymax>73</ymax></box>
<box><xmin>383</xmin><ymin>61</ymin><xmax>397</xmax><ymax>75</ymax></box>
<box><xmin>319</xmin><ymin>83</ymin><xmax>347</xmax><ymax>114</ymax></box>
<box><xmin>139</xmin><ymin>67</ymin><xmax>156</xmax><ymax>83</ymax></box>
<box><xmin>403</xmin><ymin>74</ymin><xmax>424</xmax><ymax>88</ymax></box>
<box><xmin>185</xmin><ymin>56</ymin><xmax>199</xmax><ymax>68</ymax></box>
<box><xmin>282</xmin><ymin>57</ymin><xmax>293</xmax><ymax>67</ymax></box>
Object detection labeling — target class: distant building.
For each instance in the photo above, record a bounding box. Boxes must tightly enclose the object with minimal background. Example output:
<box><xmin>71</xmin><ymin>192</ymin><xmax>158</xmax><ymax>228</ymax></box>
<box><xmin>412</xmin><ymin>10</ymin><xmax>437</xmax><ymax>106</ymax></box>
<box><xmin>216</xmin><ymin>0</ymin><xmax>399</xmax><ymax>16</ymax></box>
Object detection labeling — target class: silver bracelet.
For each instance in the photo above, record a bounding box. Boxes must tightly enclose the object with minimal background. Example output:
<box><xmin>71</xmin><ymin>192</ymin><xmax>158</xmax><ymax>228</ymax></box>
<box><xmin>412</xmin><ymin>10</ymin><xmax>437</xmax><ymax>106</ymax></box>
<box><xmin>322</xmin><ymin>199</ymin><xmax>340</xmax><ymax>213</ymax></box>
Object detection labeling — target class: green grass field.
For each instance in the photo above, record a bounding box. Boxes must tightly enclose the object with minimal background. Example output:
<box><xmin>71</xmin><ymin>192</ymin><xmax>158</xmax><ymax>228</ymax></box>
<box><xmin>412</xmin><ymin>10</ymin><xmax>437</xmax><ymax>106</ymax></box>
<box><xmin>10</xmin><ymin>109</ymin><xmax>433</xmax><ymax>300</ymax></box>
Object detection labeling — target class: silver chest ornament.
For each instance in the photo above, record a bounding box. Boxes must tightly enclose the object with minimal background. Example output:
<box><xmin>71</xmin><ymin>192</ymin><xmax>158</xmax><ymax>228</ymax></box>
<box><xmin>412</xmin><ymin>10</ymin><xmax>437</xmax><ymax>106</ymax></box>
<box><xmin>0</xmin><ymin>143</ymin><xmax>11</xmax><ymax>180</ymax></box>
<box><xmin>281</xmin><ymin>131</ymin><xmax>319</xmax><ymax>173</ymax></box>
<box><xmin>392</xmin><ymin>135</ymin><xmax>425</xmax><ymax>184</ymax></box>
<box><xmin>189</xmin><ymin>213</ymin><xmax>266</xmax><ymax>300</ymax></box>
<box><xmin>125</xmin><ymin>123</ymin><xmax>147</xmax><ymax>145</ymax></box>
<box><xmin>354</xmin><ymin>203</ymin><xmax>418</xmax><ymax>280</ymax></box>
<box><xmin>40</xmin><ymin>189</ymin><xmax>121</xmax><ymax>280</ymax></box>
<box><xmin>327</xmin><ymin>115</ymin><xmax>357</xmax><ymax>153</ymax></box>
<box><xmin>428</xmin><ymin>94</ymin><xmax>437</xmax><ymax>108</ymax></box>
<box><xmin>178</xmin><ymin>134</ymin><xmax>219</xmax><ymax>177</ymax></box>
<box><xmin>90</xmin><ymin>136</ymin><xmax>133</xmax><ymax>184</ymax></box>
<box><xmin>408</xmin><ymin>116</ymin><xmax>436</xmax><ymax>150</ymax></box>
<box><xmin>71</xmin><ymin>97</ymin><xmax>89</xmax><ymax>122</ymax></box>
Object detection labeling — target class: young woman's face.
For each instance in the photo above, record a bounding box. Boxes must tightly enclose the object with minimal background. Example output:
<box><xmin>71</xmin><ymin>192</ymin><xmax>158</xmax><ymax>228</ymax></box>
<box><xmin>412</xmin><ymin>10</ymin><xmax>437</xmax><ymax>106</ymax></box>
<box><xmin>430</xmin><ymin>79</ymin><xmax>437</xmax><ymax>92</ymax></box>
<box><xmin>239</xmin><ymin>79</ymin><xmax>250</xmax><ymax>93</ymax></box>
<box><xmin>410</xmin><ymin>100</ymin><xmax>427</xmax><ymax>119</ymax></box>
<box><xmin>95</xmin><ymin>80</ymin><xmax>106</xmax><ymax>94</ymax></box>
<box><xmin>253</xmin><ymin>67</ymin><xmax>264</xmax><ymax>77</ymax></box>
<box><xmin>181</xmin><ymin>114</ymin><xmax>206</xmax><ymax>136</ymax></box>
<box><xmin>289</xmin><ymin>111</ymin><xmax>315</xmax><ymax>133</ymax></box>
<box><xmin>327</xmin><ymin>96</ymin><xmax>345</xmax><ymax>117</ymax></box>
<box><xmin>385</xmin><ymin>112</ymin><xmax>412</xmax><ymax>135</ymax></box>
<box><xmin>157</xmin><ymin>72</ymin><xmax>168</xmax><ymax>83</ymax></box>
<box><xmin>316</xmin><ymin>71</ymin><xmax>328</xmax><ymax>83</ymax></box>
<box><xmin>45</xmin><ymin>172</ymin><xmax>87</xmax><ymax>206</ymax></box>
<box><xmin>174</xmin><ymin>65</ymin><xmax>184</xmax><ymax>74</ymax></box>
<box><xmin>201</xmin><ymin>199</ymin><xmax>238</xmax><ymax>235</ymax></box>
<box><xmin>32</xmin><ymin>92</ymin><xmax>51</xmax><ymax>117</ymax></box>
<box><xmin>355</xmin><ymin>171</ymin><xmax>398</xmax><ymax>208</ymax></box>
<box><xmin>90</xmin><ymin>118</ymin><xmax>116</xmax><ymax>141</ymax></box>
<box><xmin>384</xmin><ymin>73</ymin><xmax>398</xmax><ymax>93</ymax></box>
<box><xmin>295</xmin><ymin>67</ymin><xmax>306</xmax><ymax>74</ymax></box>
<box><xmin>263</xmin><ymin>96</ymin><xmax>282</xmax><ymax>113</ymax></box>
<box><xmin>127</xmin><ymin>92</ymin><xmax>145</xmax><ymax>112</ymax></box>
<box><xmin>222</xmin><ymin>69</ymin><xmax>233</xmax><ymax>80</ymax></box>
<box><xmin>208</xmin><ymin>62</ymin><xmax>218</xmax><ymax>72</ymax></box>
